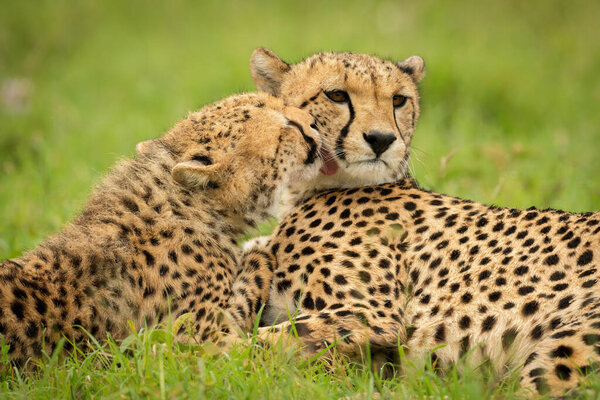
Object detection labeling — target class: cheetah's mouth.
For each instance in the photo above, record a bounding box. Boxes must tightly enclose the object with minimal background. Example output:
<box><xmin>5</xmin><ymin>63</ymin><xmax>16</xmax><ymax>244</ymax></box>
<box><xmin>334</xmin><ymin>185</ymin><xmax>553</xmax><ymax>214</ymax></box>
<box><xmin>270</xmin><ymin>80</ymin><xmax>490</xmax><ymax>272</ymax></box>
<box><xmin>353</xmin><ymin>158</ymin><xmax>390</xmax><ymax>168</ymax></box>
<box><xmin>319</xmin><ymin>146</ymin><xmax>339</xmax><ymax>176</ymax></box>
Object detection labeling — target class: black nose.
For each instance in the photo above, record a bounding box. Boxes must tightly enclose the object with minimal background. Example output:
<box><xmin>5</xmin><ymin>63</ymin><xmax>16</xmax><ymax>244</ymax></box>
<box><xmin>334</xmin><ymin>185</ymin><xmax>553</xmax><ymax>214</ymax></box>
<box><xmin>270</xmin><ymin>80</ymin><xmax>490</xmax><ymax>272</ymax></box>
<box><xmin>362</xmin><ymin>131</ymin><xmax>396</xmax><ymax>157</ymax></box>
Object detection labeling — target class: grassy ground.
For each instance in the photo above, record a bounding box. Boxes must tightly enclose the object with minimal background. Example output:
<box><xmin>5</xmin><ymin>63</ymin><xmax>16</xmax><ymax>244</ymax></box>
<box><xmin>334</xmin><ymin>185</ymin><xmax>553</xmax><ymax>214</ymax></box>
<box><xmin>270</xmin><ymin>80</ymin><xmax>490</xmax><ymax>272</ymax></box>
<box><xmin>1</xmin><ymin>0</ymin><xmax>599</xmax><ymax>398</ymax></box>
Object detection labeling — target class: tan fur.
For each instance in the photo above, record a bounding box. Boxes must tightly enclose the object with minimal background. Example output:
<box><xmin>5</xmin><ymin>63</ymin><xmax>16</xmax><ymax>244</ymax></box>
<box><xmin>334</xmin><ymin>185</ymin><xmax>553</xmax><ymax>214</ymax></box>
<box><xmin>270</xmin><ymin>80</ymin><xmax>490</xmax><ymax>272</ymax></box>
<box><xmin>250</xmin><ymin>48</ymin><xmax>424</xmax><ymax>215</ymax></box>
<box><xmin>242</xmin><ymin>179</ymin><xmax>600</xmax><ymax>397</ymax></box>
<box><xmin>0</xmin><ymin>92</ymin><xmax>322</xmax><ymax>364</ymax></box>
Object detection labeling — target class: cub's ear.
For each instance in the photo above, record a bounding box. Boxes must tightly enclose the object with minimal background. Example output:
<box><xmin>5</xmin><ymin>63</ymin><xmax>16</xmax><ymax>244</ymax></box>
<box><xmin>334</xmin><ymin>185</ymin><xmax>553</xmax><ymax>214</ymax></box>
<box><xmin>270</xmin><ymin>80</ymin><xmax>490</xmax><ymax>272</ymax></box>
<box><xmin>250</xmin><ymin>48</ymin><xmax>291</xmax><ymax>96</ymax></box>
<box><xmin>136</xmin><ymin>140</ymin><xmax>155</xmax><ymax>156</ymax></box>
<box><xmin>172</xmin><ymin>160</ymin><xmax>221</xmax><ymax>188</ymax></box>
<box><xmin>396</xmin><ymin>56</ymin><xmax>426</xmax><ymax>83</ymax></box>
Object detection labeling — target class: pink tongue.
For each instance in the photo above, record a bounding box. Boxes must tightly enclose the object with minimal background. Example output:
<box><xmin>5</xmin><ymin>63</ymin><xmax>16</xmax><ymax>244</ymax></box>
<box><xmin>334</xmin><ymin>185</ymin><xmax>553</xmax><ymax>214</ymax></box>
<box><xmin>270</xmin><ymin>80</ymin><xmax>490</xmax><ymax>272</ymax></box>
<box><xmin>319</xmin><ymin>147</ymin><xmax>339</xmax><ymax>176</ymax></box>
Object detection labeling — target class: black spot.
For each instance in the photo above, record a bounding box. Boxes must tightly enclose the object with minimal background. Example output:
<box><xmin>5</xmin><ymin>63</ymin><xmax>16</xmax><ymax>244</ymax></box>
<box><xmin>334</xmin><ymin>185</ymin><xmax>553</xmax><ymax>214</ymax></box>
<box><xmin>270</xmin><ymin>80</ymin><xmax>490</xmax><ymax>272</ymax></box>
<box><xmin>434</xmin><ymin>324</ymin><xmax>446</xmax><ymax>342</ymax></box>
<box><xmin>551</xmin><ymin>345</ymin><xmax>573</xmax><ymax>358</ymax></box>
<box><xmin>301</xmin><ymin>247</ymin><xmax>315</xmax><ymax>255</ymax></box>
<box><xmin>522</xmin><ymin>301</ymin><xmax>539</xmax><ymax>316</ymax></box>
<box><xmin>544</xmin><ymin>254</ymin><xmax>559</xmax><ymax>266</ymax></box>
<box><xmin>557</xmin><ymin>295</ymin><xmax>573</xmax><ymax>310</ymax></box>
<box><xmin>555</xmin><ymin>364</ymin><xmax>571</xmax><ymax>381</ymax></box>
<box><xmin>552</xmin><ymin>283</ymin><xmax>568</xmax><ymax>291</ymax></box>
<box><xmin>514</xmin><ymin>266</ymin><xmax>528</xmax><ymax>276</ymax></box>
<box><xmin>121</xmin><ymin>197</ymin><xmax>139</xmax><ymax>213</ymax></box>
<box><xmin>277</xmin><ymin>280</ymin><xmax>292</xmax><ymax>292</ymax></box>
<box><xmin>254</xmin><ymin>275</ymin><xmax>264</xmax><ymax>290</ymax></box>
<box><xmin>159</xmin><ymin>265</ymin><xmax>169</xmax><ymax>276</ymax></box>
<box><xmin>404</xmin><ymin>202</ymin><xmax>416</xmax><ymax>211</ymax></box>
<box><xmin>450</xmin><ymin>250</ymin><xmax>460</xmax><ymax>260</ymax></box>
<box><xmin>35</xmin><ymin>298</ymin><xmax>47</xmax><ymax>315</ymax></box>
<box><xmin>302</xmin><ymin>294</ymin><xmax>315</xmax><ymax>310</ymax></box>
<box><xmin>530</xmin><ymin>324</ymin><xmax>544</xmax><ymax>339</ymax></box>
<box><xmin>488</xmin><ymin>291</ymin><xmax>501</xmax><ymax>302</ymax></box>
<box><xmin>358</xmin><ymin>271</ymin><xmax>371</xmax><ymax>283</ymax></box>
<box><xmin>315</xmin><ymin>297</ymin><xmax>326</xmax><ymax>310</ymax></box>
<box><xmin>459</xmin><ymin>316</ymin><xmax>471</xmax><ymax>330</ymax></box>
<box><xmin>309</xmin><ymin>219</ymin><xmax>322</xmax><ymax>228</ymax></box>
<box><xmin>583</xmin><ymin>334</ymin><xmax>600</xmax><ymax>345</ymax></box>
<box><xmin>143</xmin><ymin>250</ymin><xmax>155</xmax><ymax>266</ymax></box>
<box><xmin>578</xmin><ymin>250</ymin><xmax>593</xmax><ymax>266</ymax></box>
<box><xmin>481</xmin><ymin>315</ymin><xmax>496</xmax><ymax>332</ymax></box>
<box><xmin>10</xmin><ymin>302</ymin><xmax>24</xmax><ymax>320</ymax></box>
<box><xmin>552</xmin><ymin>330</ymin><xmax>576</xmax><ymax>339</ymax></box>
<box><xmin>26</xmin><ymin>323</ymin><xmax>39</xmax><ymax>338</ymax></box>
<box><xmin>582</xmin><ymin>279</ymin><xmax>597</xmax><ymax>288</ymax></box>
<box><xmin>518</xmin><ymin>286</ymin><xmax>535</xmax><ymax>296</ymax></box>
<box><xmin>478</xmin><ymin>270</ymin><xmax>491</xmax><ymax>281</ymax></box>
<box><xmin>549</xmin><ymin>271</ymin><xmax>565</xmax><ymax>281</ymax></box>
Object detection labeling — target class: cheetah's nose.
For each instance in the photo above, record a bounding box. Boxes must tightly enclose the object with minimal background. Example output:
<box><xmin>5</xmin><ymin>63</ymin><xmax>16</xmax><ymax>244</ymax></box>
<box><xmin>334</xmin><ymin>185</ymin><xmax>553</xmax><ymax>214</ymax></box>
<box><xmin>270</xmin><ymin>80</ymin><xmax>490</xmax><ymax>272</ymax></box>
<box><xmin>363</xmin><ymin>131</ymin><xmax>396</xmax><ymax>157</ymax></box>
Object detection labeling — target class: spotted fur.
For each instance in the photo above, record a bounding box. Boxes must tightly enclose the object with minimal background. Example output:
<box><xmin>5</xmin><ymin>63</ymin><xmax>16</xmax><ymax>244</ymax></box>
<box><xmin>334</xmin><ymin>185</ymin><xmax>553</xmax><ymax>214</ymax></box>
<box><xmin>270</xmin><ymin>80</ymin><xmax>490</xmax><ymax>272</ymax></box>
<box><xmin>245</xmin><ymin>179</ymin><xmax>600</xmax><ymax>396</ymax></box>
<box><xmin>0</xmin><ymin>92</ymin><xmax>322</xmax><ymax>364</ymax></box>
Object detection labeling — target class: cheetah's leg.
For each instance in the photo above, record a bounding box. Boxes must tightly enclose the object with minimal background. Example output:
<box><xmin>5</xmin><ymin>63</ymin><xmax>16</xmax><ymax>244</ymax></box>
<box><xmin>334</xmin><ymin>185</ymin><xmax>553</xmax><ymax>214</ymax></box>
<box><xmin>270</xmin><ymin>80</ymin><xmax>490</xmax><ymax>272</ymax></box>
<box><xmin>226</xmin><ymin>247</ymin><xmax>275</xmax><ymax>331</ymax></box>
<box><xmin>173</xmin><ymin>242</ymin><xmax>275</xmax><ymax>346</ymax></box>
<box><xmin>249</xmin><ymin>307</ymin><xmax>403</xmax><ymax>359</ymax></box>
<box><xmin>519</xmin><ymin>301</ymin><xmax>600</xmax><ymax>396</ymax></box>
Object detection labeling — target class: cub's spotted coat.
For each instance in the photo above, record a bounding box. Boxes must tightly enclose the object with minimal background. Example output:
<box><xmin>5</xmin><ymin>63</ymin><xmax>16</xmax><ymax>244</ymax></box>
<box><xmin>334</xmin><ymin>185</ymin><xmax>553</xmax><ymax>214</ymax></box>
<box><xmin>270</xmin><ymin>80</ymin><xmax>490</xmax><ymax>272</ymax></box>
<box><xmin>250</xmin><ymin>48</ymin><xmax>425</xmax><ymax>214</ymax></box>
<box><xmin>0</xmin><ymin>93</ymin><xmax>322</xmax><ymax>364</ymax></box>
<box><xmin>248</xmin><ymin>179</ymin><xmax>600</xmax><ymax>396</ymax></box>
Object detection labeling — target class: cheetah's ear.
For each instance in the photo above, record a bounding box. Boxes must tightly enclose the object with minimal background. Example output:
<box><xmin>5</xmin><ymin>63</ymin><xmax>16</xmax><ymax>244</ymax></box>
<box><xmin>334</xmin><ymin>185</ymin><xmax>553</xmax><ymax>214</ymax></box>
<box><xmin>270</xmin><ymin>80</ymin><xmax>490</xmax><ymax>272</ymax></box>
<box><xmin>136</xmin><ymin>140</ymin><xmax>155</xmax><ymax>156</ymax></box>
<box><xmin>396</xmin><ymin>56</ymin><xmax>426</xmax><ymax>83</ymax></box>
<box><xmin>250</xmin><ymin>48</ymin><xmax>291</xmax><ymax>96</ymax></box>
<box><xmin>172</xmin><ymin>160</ymin><xmax>222</xmax><ymax>189</ymax></box>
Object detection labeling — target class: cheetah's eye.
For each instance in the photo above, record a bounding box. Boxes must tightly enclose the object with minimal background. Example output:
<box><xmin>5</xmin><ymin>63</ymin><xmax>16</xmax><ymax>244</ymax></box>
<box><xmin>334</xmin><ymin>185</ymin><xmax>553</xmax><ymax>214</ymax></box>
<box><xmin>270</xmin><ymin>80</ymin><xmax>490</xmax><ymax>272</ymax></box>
<box><xmin>325</xmin><ymin>90</ymin><xmax>349</xmax><ymax>103</ymax></box>
<box><xmin>393</xmin><ymin>95</ymin><xmax>408</xmax><ymax>108</ymax></box>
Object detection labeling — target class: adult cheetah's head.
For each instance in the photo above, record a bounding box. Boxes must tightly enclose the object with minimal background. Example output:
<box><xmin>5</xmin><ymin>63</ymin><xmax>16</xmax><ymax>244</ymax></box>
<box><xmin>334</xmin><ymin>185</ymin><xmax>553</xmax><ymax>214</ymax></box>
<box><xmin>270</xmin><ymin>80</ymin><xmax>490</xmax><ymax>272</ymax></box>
<box><xmin>250</xmin><ymin>48</ymin><xmax>424</xmax><ymax>190</ymax></box>
<box><xmin>136</xmin><ymin>92</ymin><xmax>322</xmax><ymax>213</ymax></box>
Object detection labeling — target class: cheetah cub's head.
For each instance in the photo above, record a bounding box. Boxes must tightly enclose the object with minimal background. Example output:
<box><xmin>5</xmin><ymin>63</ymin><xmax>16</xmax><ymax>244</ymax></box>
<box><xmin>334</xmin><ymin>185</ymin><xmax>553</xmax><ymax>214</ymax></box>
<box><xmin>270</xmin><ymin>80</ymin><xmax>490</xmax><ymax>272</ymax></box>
<box><xmin>136</xmin><ymin>93</ymin><xmax>322</xmax><ymax>217</ymax></box>
<box><xmin>250</xmin><ymin>48</ymin><xmax>424</xmax><ymax>191</ymax></box>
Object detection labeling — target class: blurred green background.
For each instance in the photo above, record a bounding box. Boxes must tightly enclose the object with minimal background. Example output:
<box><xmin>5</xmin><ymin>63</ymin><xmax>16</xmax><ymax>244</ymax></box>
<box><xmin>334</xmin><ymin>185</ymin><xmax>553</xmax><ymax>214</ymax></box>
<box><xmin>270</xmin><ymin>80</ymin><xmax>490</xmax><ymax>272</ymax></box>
<box><xmin>1</xmin><ymin>0</ymin><xmax>599</xmax><ymax>259</ymax></box>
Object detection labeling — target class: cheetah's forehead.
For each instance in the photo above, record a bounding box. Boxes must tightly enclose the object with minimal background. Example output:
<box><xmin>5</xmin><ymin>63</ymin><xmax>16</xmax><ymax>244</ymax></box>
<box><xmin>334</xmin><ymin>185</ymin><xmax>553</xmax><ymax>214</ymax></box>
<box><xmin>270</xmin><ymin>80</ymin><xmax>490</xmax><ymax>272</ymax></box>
<box><xmin>293</xmin><ymin>52</ymin><xmax>413</xmax><ymax>94</ymax></box>
<box><xmin>304</xmin><ymin>53</ymin><xmax>400</xmax><ymax>78</ymax></box>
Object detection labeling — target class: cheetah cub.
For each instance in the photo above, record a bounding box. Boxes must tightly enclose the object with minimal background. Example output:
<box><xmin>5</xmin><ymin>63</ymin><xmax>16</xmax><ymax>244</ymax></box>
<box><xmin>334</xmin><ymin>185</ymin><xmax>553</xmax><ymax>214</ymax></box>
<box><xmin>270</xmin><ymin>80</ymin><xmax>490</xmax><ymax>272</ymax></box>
<box><xmin>0</xmin><ymin>92</ymin><xmax>321</xmax><ymax>365</ymax></box>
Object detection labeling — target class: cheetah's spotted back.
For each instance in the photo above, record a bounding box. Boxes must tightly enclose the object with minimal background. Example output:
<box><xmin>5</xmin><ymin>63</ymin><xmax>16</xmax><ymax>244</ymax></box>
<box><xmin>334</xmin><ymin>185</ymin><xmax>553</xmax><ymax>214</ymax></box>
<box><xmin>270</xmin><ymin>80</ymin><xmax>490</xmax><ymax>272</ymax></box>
<box><xmin>246</xmin><ymin>180</ymin><xmax>600</xmax><ymax>396</ymax></box>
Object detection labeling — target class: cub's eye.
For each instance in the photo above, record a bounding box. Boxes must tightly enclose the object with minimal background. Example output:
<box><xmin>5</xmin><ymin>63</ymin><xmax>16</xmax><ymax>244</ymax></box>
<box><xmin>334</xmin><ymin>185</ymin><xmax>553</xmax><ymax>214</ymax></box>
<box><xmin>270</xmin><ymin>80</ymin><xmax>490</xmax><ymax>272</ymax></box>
<box><xmin>310</xmin><ymin>123</ymin><xmax>318</xmax><ymax>130</ymax></box>
<box><xmin>393</xmin><ymin>94</ymin><xmax>408</xmax><ymax>108</ymax></box>
<box><xmin>325</xmin><ymin>90</ymin><xmax>349</xmax><ymax>103</ymax></box>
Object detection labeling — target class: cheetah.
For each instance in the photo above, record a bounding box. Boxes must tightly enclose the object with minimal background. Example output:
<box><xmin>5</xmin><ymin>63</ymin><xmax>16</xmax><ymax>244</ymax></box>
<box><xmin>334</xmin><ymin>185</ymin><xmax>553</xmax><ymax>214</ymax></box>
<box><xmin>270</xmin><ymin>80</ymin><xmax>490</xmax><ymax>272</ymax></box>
<box><xmin>232</xmin><ymin>48</ymin><xmax>426</xmax><ymax>340</ymax></box>
<box><xmin>245</xmin><ymin>179</ymin><xmax>600</xmax><ymax>396</ymax></box>
<box><xmin>0</xmin><ymin>92</ymin><xmax>322</xmax><ymax>365</ymax></box>
<box><xmin>249</xmin><ymin>48</ymin><xmax>425</xmax><ymax>215</ymax></box>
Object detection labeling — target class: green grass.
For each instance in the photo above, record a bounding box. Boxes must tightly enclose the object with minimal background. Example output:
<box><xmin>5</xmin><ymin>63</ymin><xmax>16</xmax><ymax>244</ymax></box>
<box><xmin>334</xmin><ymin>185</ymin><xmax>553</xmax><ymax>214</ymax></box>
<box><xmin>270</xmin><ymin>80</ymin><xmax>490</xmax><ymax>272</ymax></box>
<box><xmin>0</xmin><ymin>318</ymin><xmax>529</xmax><ymax>400</ymax></box>
<box><xmin>1</xmin><ymin>0</ymin><xmax>600</xmax><ymax>398</ymax></box>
